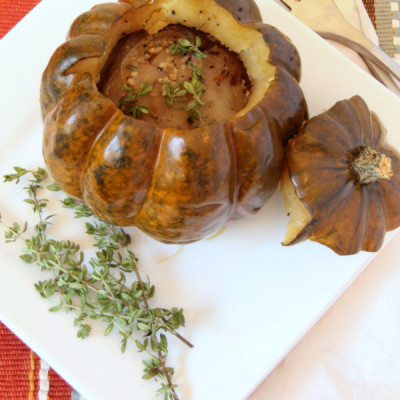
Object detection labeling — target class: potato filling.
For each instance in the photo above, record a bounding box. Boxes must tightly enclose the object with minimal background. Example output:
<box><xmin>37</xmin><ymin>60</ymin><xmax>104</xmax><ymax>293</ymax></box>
<box><xmin>99</xmin><ymin>25</ymin><xmax>251</xmax><ymax>129</ymax></box>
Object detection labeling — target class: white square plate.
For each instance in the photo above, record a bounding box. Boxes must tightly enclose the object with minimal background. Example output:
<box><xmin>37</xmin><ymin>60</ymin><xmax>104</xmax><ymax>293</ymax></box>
<box><xmin>1</xmin><ymin>1</ymin><xmax>400</xmax><ymax>399</ymax></box>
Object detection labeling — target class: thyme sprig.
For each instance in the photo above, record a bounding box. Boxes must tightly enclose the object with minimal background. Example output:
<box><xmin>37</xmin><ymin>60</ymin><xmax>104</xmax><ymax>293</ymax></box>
<box><xmin>163</xmin><ymin>81</ymin><xmax>188</xmax><ymax>108</ymax></box>
<box><xmin>163</xmin><ymin>61</ymin><xmax>207</xmax><ymax>126</ymax></box>
<box><xmin>0</xmin><ymin>167</ymin><xmax>192</xmax><ymax>400</ymax></box>
<box><xmin>184</xmin><ymin>64</ymin><xmax>206</xmax><ymax>124</ymax></box>
<box><xmin>169</xmin><ymin>36</ymin><xmax>206</xmax><ymax>59</ymax></box>
<box><xmin>119</xmin><ymin>81</ymin><xmax>153</xmax><ymax>118</ymax></box>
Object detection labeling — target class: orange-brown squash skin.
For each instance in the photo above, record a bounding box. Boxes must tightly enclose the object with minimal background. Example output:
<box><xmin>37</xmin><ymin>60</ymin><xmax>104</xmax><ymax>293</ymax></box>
<box><xmin>40</xmin><ymin>0</ymin><xmax>308</xmax><ymax>243</ymax></box>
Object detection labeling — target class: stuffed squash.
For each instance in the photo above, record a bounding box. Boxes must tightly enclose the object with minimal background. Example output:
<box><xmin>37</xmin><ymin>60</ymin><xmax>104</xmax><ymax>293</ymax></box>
<box><xmin>40</xmin><ymin>0</ymin><xmax>308</xmax><ymax>243</ymax></box>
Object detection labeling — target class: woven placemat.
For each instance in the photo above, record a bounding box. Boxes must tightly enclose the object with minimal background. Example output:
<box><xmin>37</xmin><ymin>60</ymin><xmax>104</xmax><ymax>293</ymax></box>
<box><xmin>390</xmin><ymin>1</ymin><xmax>400</xmax><ymax>59</ymax></box>
<box><xmin>364</xmin><ymin>0</ymin><xmax>377</xmax><ymax>25</ymax></box>
<box><xmin>0</xmin><ymin>322</ymin><xmax>73</xmax><ymax>399</ymax></box>
<box><xmin>0</xmin><ymin>0</ymin><xmax>40</xmax><ymax>38</ymax></box>
<box><xmin>362</xmin><ymin>0</ymin><xmax>400</xmax><ymax>60</ymax></box>
<box><xmin>374</xmin><ymin>0</ymin><xmax>400</xmax><ymax>58</ymax></box>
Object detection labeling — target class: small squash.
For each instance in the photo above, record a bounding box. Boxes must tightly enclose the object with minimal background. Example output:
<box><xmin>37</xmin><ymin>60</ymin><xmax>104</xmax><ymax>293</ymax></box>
<box><xmin>281</xmin><ymin>95</ymin><xmax>400</xmax><ymax>255</ymax></box>
<box><xmin>40</xmin><ymin>0</ymin><xmax>308</xmax><ymax>244</ymax></box>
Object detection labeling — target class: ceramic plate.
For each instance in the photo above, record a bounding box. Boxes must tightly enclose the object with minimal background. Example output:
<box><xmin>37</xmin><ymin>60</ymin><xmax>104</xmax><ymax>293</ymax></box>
<box><xmin>1</xmin><ymin>1</ymin><xmax>399</xmax><ymax>399</ymax></box>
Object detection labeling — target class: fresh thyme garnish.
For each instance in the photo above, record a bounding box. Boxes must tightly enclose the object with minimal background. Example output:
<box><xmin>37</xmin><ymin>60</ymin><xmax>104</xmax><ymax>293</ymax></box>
<box><xmin>162</xmin><ymin>81</ymin><xmax>188</xmax><ymax>108</ymax></box>
<box><xmin>184</xmin><ymin>72</ymin><xmax>206</xmax><ymax>108</ymax></box>
<box><xmin>0</xmin><ymin>167</ymin><xmax>192</xmax><ymax>400</ymax></box>
<box><xmin>119</xmin><ymin>82</ymin><xmax>153</xmax><ymax>118</ymax></box>
<box><xmin>188</xmin><ymin>60</ymin><xmax>205</xmax><ymax>80</ymax></box>
<box><xmin>162</xmin><ymin>60</ymin><xmax>207</xmax><ymax>126</ymax></box>
<box><xmin>169</xmin><ymin>36</ymin><xmax>206</xmax><ymax>59</ymax></box>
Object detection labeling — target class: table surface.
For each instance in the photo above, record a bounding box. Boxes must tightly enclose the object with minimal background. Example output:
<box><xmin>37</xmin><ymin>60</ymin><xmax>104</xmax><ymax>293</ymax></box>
<box><xmin>1</xmin><ymin>1</ymin><xmax>399</xmax><ymax>400</ymax></box>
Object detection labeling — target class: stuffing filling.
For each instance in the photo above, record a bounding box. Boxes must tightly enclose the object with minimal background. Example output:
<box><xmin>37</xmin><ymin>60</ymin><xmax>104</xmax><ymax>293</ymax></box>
<box><xmin>99</xmin><ymin>25</ymin><xmax>251</xmax><ymax>129</ymax></box>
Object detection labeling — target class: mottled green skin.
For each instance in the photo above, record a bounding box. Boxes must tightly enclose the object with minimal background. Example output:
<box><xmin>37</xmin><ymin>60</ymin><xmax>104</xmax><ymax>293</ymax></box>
<box><xmin>286</xmin><ymin>96</ymin><xmax>400</xmax><ymax>255</ymax></box>
<box><xmin>40</xmin><ymin>0</ymin><xmax>308</xmax><ymax>244</ymax></box>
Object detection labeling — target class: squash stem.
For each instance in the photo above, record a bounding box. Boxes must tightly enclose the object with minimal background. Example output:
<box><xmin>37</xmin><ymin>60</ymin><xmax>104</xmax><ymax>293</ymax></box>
<box><xmin>351</xmin><ymin>146</ymin><xmax>393</xmax><ymax>184</ymax></box>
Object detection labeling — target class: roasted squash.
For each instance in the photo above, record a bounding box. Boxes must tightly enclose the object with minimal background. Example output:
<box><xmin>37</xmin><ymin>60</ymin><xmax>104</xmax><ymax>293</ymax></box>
<box><xmin>281</xmin><ymin>95</ymin><xmax>400</xmax><ymax>255</ymax></box>
<box><xmin>40</xmin><ymin>0</ymin><xmax>308</xmax><ymax>244</ymax></box>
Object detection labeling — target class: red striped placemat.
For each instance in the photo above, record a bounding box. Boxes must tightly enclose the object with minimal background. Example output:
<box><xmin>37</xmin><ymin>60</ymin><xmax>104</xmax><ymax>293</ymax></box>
<box><xmin>0</xmin><ymin>0</ymin><xmax>41</xmax><ymax>38</ymax></box>
<box><xmin>0</xmin><ymin>322</ymin><xmax>73</xmax><ymax>399</ymax></box>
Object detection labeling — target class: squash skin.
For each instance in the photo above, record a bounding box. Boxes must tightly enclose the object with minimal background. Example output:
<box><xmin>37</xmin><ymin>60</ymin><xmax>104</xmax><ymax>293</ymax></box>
<box><xmin>214</xmin><ymin>0</ymin><xmax>263</xmax><ymax>23</ymax></box>
<box><xmin>215</xmin><ymin>0</ymin><xmax>302</xmax><ymax>81</ymax></box>
<box><xmin>40</xmin><ymin>35</ymin><xmax>107</xmax><ymax>118</ymax></box>
<box><xmin>68</xmin><ymin>2</ymin><xmax>132</xmax><ymax>38</ymax></box>
<box><xmin>42</xmin><ymin>74</ymin><xmax>117</xmax><ymax>198</ymax></box>
<box><xmin>252</xmin><ymin>23</ymin><xmax>302</xmax><ymax>83</ymax></box>
<box><xmin>263</xmin><ymin>66</ymin><xmax>307</xmax><ymax>146</ymax></box>
<box><xmin>40</xmin><ymin>0</ymin><xmax>308</xmax><ymax>244</ymax></box>
<box><xmin>285</xmin><ymin>96</ymin><xmax>400</xmax><ymax>255</ymax></box>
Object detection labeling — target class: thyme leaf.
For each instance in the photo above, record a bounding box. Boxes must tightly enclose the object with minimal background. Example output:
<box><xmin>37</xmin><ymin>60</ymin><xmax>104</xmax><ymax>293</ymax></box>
<box><xmin>169</xmin><ymin>36</ymin><xmax>206</xmax><ymax>59</ymax></box>
<box><xmin>119</xmin><ymin>82</ymin><xmax>153</xmax><ymax>119</ymax></box>
<box><xmin>162</xmin><ymin>81</ymin><xmax>187</xmax><ymax>108</ymax></box>
<box><xmin>0</xmin><ymin>167</ymin><xmax>193</xmax><ymax>400</ymax></box>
